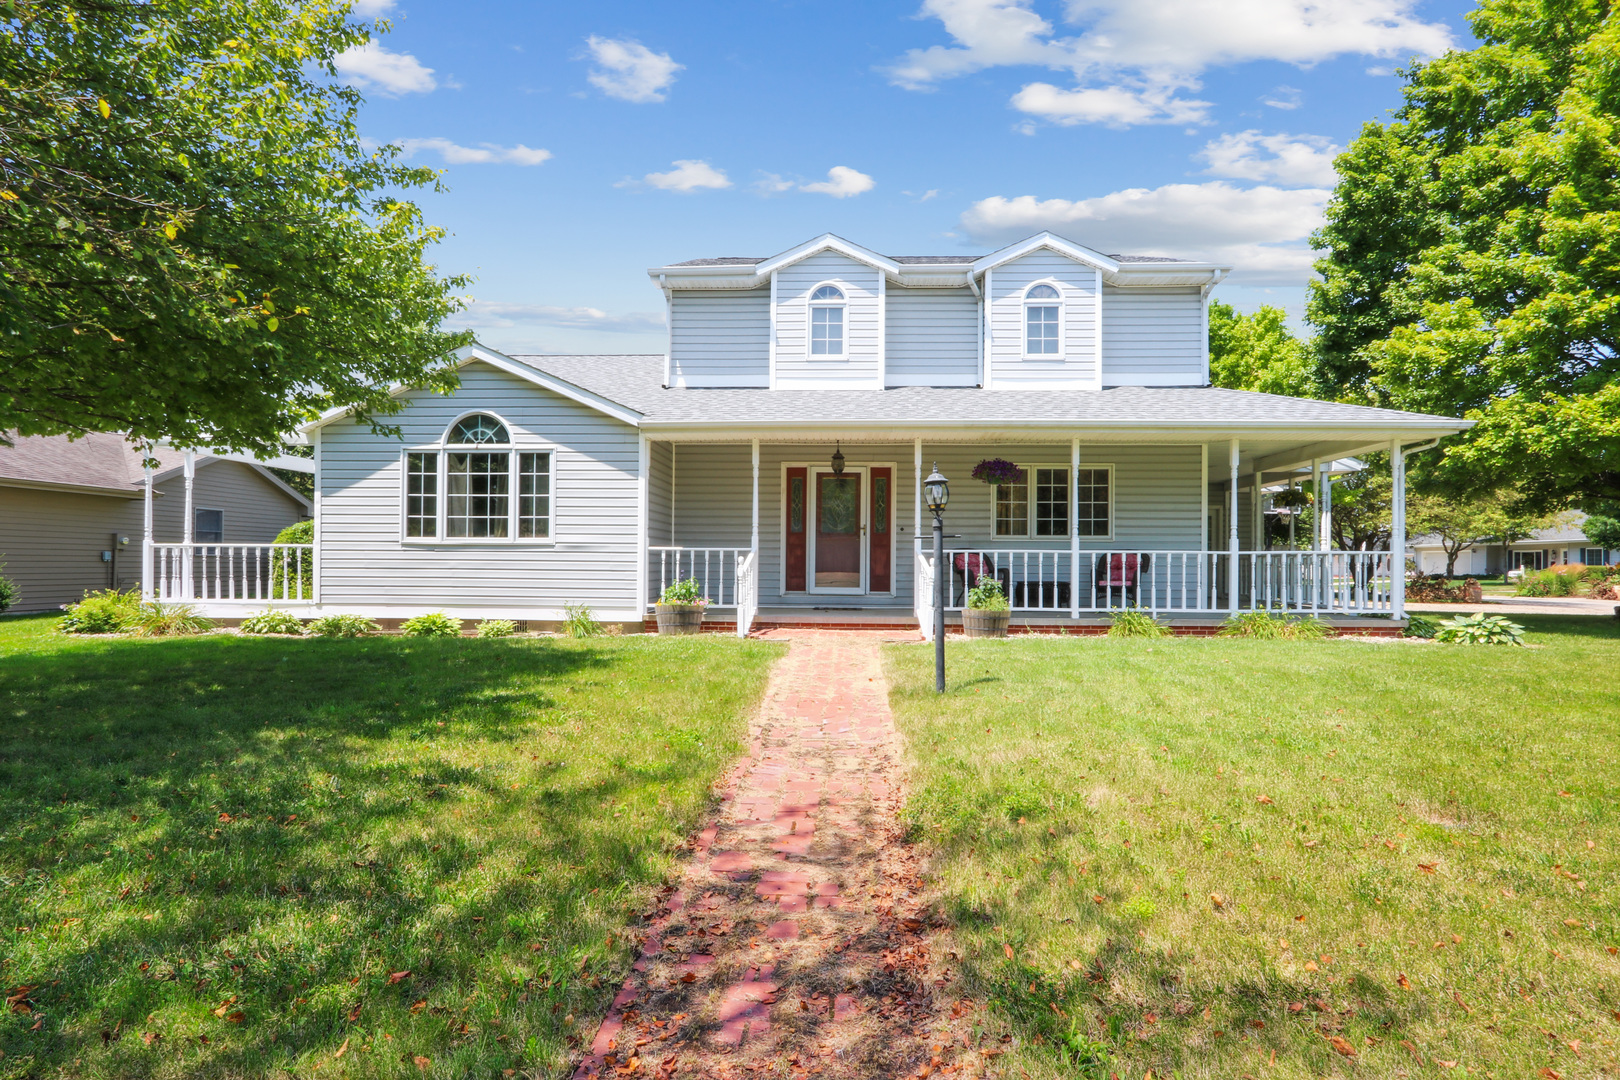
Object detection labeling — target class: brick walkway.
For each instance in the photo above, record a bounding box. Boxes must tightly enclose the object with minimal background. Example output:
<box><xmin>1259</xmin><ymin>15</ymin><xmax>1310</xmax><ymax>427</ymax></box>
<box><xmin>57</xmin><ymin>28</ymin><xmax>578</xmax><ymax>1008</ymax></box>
<box><xmin>571</xmin><ymin>630</ymin><xmax>980</xmax><ymax>1080</ymax></box>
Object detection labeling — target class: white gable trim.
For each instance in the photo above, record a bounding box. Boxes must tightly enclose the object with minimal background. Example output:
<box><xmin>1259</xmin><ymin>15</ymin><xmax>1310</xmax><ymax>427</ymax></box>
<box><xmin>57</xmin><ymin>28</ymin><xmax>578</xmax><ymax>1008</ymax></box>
<box><xmin>754</xmin><ymin>233</ymin><xmax>901</xmax><ymax>278</ymax></box>
<box><xmin>973</xmin><ymin>233</ymin><xmax>1121</xmax><ymax>277</ymax></box>
<box><xmin>297</xmin><ymin>343</ymin><xmax>643</xmax><ymax>434</ymax></box>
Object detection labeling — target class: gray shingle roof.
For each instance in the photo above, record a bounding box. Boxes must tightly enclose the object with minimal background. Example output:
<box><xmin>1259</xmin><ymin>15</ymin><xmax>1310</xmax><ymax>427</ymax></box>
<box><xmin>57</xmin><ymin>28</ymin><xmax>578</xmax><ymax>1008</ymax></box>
<box><xmin>505</xmin><ymin>354</ymin><xmax>1466</xmax><ymax>429</ymax></box>
<box><xmin>664</xmin><ymin>252</ymin><xmax>1186</xmax><ymax>268</ymax></box>
<box><xmin>0</xmin><ymin>432</ymin><xmax>180</xmax><ymax>493</ymax></box>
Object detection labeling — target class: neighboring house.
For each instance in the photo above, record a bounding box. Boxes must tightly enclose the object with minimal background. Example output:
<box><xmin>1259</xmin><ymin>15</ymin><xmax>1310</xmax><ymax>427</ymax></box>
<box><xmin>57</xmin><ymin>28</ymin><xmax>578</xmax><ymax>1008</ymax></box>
<box><xmin>152</xmin><ymin>232</ymin><xmax>1470</xmax><ymax>632</ymax></box>
<box><xmin>0</xmin><ymin>433</ymin><xmax>311</xmax><ymax>613</ymax></box>
<box><xmin>1410</xmin><ymin>514</ymin><xmax>1615</xmax><ymax>576</ymax></box>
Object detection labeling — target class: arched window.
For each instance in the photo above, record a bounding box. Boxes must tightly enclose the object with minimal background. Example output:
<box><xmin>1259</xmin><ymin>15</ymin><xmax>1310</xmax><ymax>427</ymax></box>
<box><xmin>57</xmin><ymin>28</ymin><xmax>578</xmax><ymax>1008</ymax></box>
<box><xmin>1024</xmin><ymin>282</ymin><xmax>1061</xmax><ymax>356</ymax></box>
<box><xmin>402</xmin><ymin>413</ymin><xmax>552</xmax><ymax>542</ymax></box>
<box><xmin>809</xmin><ymin>283</ymin><xmax>845</xmax><ymax>356</ymax></box>
<box><xmin>448</xmin><ymin>414</ymin><xmax>509</xmax><ymax>445</ymax></box>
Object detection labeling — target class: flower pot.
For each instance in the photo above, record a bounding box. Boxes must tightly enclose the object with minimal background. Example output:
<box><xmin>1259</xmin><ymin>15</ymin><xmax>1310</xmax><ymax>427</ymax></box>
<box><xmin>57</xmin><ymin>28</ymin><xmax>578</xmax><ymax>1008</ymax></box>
<box><xmin>655</xmin><ymin>603</ymin><xmax>705</xmax><ymax>635</ymax></box>
<box><xmin>963</xmin><ymin>608</ymin><xmax>1010</xmax><ymax>639</ymax></box>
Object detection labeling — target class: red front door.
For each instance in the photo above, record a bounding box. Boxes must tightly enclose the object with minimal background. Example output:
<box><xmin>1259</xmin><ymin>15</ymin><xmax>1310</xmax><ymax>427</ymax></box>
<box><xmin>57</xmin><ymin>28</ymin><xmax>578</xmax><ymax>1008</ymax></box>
<box><xmin>869</xmin><ymin>467</ymin><xmax>891</xmax><ymax>593</ymax></box>
<box><xmin>814</xmin><ymin>471</ymin><xmax>862</xmax><ymax>590</ymax></box>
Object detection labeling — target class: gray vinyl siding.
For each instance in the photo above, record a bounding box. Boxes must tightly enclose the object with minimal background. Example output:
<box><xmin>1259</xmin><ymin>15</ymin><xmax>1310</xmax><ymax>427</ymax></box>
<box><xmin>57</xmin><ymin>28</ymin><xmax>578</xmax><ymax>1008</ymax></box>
<box><xmin>1102</xmin><ymin>287</ymin><xmax>1206</xmax><ymax>385</ymax></box>
<box><xmin>985</xmin><ymin>250</ymin><xmax>1098</xmax><ymax>389</ymax></box>
<box><xmin>649</xmin><ymin>441</ymin><xmax>673</xmax><ymax>546</ymax></box>
<box><xmin>0</xmin><ymin>462</ymin><xmax>305</xmax><ymax>612</ymax></box>
<box><xmin>317</xmin><ymin>361</ymin><xmax>641</xmax><ymax>614</ymax></box>
<box><xmin>654</xmin><ymin>441</ymin><xmax>1203</xmax><ymax>607</ymax></box>
<box><xmin>669</xmin><ymin>288</ymin><xmax>769</xmax><ymax>387</ymax></box>
<box><xmin>774</xmin><ymin>252</ymin><xmax>882</xmax><ymax>389</ymax></box>
<box><xmin>885</xmin><ymin>287</ymin><xmax>979</xmax><ymax>387</ymax></box>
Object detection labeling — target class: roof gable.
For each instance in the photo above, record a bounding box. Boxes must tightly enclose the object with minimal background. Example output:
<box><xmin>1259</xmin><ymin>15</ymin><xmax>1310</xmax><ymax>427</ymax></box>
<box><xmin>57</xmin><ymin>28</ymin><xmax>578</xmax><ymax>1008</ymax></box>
<box><xmin>754</xmin><ymin>234</ymin><xmax>901</xmax><ymax>277</ymax></box>
<box><xmin>973</xmin><ymin>233</ymin><xmax>1121</xmax><ymax>276</ymax></box>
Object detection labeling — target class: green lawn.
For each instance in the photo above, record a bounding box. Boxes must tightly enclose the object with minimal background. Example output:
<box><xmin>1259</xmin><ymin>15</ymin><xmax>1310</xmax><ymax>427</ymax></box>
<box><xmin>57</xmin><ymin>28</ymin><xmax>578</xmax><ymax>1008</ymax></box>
<box><xmin>887</xmin><ymin>617</ymin><xmax>1619</xmax><ymax>1079</ymax></box>
<box><xmin>0</xmin><ymin>614</ymin><xmax>782</xmax><ymax>1079</ymax></box>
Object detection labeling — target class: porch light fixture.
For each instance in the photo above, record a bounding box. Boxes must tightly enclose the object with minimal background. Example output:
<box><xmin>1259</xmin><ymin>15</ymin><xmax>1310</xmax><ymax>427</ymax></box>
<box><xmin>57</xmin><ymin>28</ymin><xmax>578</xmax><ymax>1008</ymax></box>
<box><xmin>925</xmin><ymin>462</ymin><xmax>949</xmax><ymax>692</ymax></box>
<box><xmin>831</xmin><ymin>442</ymin><xmax>845</xmax><ymax>476</ymax></box>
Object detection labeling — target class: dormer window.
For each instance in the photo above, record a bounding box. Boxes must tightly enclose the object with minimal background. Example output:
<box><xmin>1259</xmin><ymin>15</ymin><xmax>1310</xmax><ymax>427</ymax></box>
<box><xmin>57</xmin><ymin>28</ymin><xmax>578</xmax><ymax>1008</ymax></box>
<box><xmin>1024</xmin><ymin>282</ymin><xmax>1061</xmax><ymax>356</ymax></box>
<box><xmin>809</xmin><ymin>284</ymin><xmax>845</xmax><ymax>356</ymax></box>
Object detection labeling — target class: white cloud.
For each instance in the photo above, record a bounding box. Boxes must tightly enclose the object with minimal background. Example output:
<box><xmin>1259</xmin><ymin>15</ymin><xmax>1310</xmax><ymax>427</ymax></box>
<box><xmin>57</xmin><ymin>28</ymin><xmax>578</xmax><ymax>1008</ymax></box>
<box><xmin>959</xmin><ymin>181</ymin><xmax>1330</xmax><ymax>284</ymax></box>
<box><xmin>627</xmin><ymin>159</ymin><xmax>732</xmax><ymax>193</ymax></box>
<box><xmin>1011</xmin><ymin>80</ymin><xmax>1210</xmax><ymax>126</ymax></box>
<box><xmin>585</xmin><ymin>36</ymin><xmax>683</xmax><ymax>103</ymax></box>
<box><xmin>1199</xmin><ymin>130</ymin><xmax>1339</xmax><ymax>187</ymax></box>
<box><xmin>887</xmin><ymin>0</ymin><xmax>1451</xmax><ymax>128</ymax></box>
<box><xmin>799</xmin><ymin>166</ymin><xmax>876</xmax><ymax>198</ymax></box>
<box><xmin>397</xmin><ymin>138</ymin><xmax>552</xmax><ymax>166</ymax></box>
<box><xmin>902</xmin><ymin>189</ymin><xmax>941</xmax><ymax>201</ymax></box>
<box><xmin>460</xmin><ymin>301</ymin><xmax>665</xmax><ymax>334</ymax></box>
<box><xmin>1261</xmin><ymin>84</ymin><xmax>1303</xmax><ymax>109</ymax></box>
<box><xmin>349</xmin><ymin>0</ymin><xmax>395</xmax><ymax>16</ymax></box>
<box><xmin>753</xmin><ymin>172</ymin><xmax>798</xmax><ymax>194</ymax></box>
<box><xmin>334</xmin><ymin>41</ymin><xmax>436</xmax><ymax>95</ymax></box>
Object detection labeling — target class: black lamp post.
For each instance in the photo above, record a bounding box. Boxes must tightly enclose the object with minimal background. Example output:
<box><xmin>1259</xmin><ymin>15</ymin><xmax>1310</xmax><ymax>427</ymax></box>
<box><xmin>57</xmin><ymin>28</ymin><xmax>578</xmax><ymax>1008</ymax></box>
<box><xmin>923</xmin><ymin>462</ymin><xmax>950</xmax><ymax>692</ymax></box>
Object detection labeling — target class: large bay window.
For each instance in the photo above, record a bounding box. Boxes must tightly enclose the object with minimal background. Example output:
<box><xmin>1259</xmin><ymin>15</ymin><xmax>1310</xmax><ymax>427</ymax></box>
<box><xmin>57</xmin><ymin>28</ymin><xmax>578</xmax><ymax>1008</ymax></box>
<box><xmin>993</xmin><ymin>463</ymin><xmax>1112</xmax><ymax>539</ymax></box>
<box><xmin>402</xmin><ymin>413</ymin><xmax>553</xmax><ymax>543</ymax></box>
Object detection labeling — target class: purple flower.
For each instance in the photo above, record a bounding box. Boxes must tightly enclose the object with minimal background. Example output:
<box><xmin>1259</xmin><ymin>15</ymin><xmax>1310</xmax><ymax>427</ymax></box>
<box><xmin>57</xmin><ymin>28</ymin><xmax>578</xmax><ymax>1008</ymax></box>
<box><xmin>971</xmin><ymin>458</ymin><xmax>1025</xmax><ymax>486</ymax></box>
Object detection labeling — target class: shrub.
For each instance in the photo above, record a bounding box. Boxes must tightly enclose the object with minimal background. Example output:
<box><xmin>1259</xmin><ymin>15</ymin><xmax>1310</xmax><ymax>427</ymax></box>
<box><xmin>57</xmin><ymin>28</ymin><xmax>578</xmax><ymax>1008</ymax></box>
<box><xmin>563</xmin><ymin>602</ymin><xmax>603</xmax><ymax>638</ymax></box>
<box><xmin>966</xmin><ymin>577</ymin><xmax>1008</xmax><ymax>611</ymax></box>
<box><xmin>1219</xmin><ymin>611</ymin><xmax>1335</xmax><ymax>639</ymax></box>
<box><xmin>239</xmin><ymin>609</ymin><xmax>306</xmax><ymax>635</ymax></box>
<box><xmin>1435</xmin><ymin>612</ymin><xmax>1526</xmax><ymax>646</ymax></box>
<box><xmin>58</xmin><ymin>588</ymin><xmax>142</xmax><ymax>634</ymax></box>
<box><xmin>269</xmin><ymin>519</ymin><xmax>314</xmax><ymax>599</ymax></box>
<box><xmin>1516</xmin><ymin>568</ymin><xmax>1578</xmax><ymax>597</ymax></box>
<box><xmin>1404</xmin><ymin>614</ymin><xmax>1440</xmax><ymax>639</ymax></box>
<box><xmin>127</xmin><ymin>602</ymin><xmax>214</xmax><ymax>637</ymax></box>
<box><xmin>475</xmin><ymin>618</ymin><xmax>518</xmax><ymax>638</ymax></box>
<box><xmin>401</xmin><ymin>612</ymin><xmax>463</xmax><ymax>638</ymax></box>
<box><xmin>0</xmin><ymin>560</ymin><xmax>18</xmax><ymax>614</ymax></box>
<box><xmin>658</xmin><ymin>578</ymin><xmax>708</xmax><ymax>606</ymax></box>
<box><xmin>1107</xmin><ymin>609</ymin><xmax>1169</xmax><ymax>638</ymax></box>
<box><xmin>1407</xmin><ymin>574</ymin><xmax>1471</xmax><ymax>602</ymax></box>
<box><xmin>307</xmin><ymin>613</ymin><xmax>378</xmax><ymax>638</ymax></box>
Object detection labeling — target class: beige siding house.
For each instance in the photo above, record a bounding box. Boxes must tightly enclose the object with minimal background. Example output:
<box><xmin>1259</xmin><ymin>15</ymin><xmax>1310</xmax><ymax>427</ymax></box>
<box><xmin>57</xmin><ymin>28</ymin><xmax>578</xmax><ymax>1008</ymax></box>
<box><xmin>0</xmin><ymin>434</ymin><xmax>310</xmax><ymax>613</ymax></box>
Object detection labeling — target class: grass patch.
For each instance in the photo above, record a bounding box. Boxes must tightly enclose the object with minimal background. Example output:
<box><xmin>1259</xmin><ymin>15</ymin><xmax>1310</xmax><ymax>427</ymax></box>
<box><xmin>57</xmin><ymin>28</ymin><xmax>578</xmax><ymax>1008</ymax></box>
<box><xmin>887</xmin><ymin>615</ymin><xmax>1619</xmax><ymax>1078</ymax></box>
<box><xmin>0</xmin><ymin>613</ymin><xmax>781</xmax><ymax>1078</ymax></box>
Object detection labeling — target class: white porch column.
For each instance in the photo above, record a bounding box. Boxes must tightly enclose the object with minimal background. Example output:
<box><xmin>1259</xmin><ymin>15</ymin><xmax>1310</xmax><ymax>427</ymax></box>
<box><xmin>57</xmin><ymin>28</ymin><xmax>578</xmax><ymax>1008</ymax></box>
<box><xmin>1391</xmin><ymin>440</ymin><xmax>1406</xmax><ymax>619</ymax></box>
<box><xmin>1253</xmin><ymin>462</ymin><xmax>1264</xmax><ymax>551</ymax></box>
<box><xmin>182</xmin><ymin>450</ymin><xmax>195</xmax><ymax>600</ymax></box>
<box><xmin>311</xmin><ymin>430</ymin><xmax>322</xmax><ymax>603</ymax></box>
<box><xmin>1070</xmin><ymin>437</ymin><xmax>1081</xmax><ymax>618</ymax></box>
<box><xmin>1228</xmin><ymin>440</ymin><xmax>1240</xmax><ymax>611</ymax></box>
<box><xmin>636</xmin><ymin>435</ymin><xmax>650</xmax><ymax>618</ymax></box>
<box><xmin>750</xmin><ymin>438</ymin><xmax>760</xmax><ymax>556</ymax></box>
<box><xmin>1309</xmin><ymin>458</ymin><xmax>1322</xmax><ymax>550</ymax></box>
<box><xmin>1320</xmin><ymin>460</ymin><xmax>1334</xmax><ymax>551</ymax></box>
<box><xmin>913</xmin><ymin>438</ymin><xmax>923</xmax><ymax>557</ymax></box>
<box><xmin>141</xmin><ymin>450</ymin><xmax>154</xmax><ymax>599</ymax></box>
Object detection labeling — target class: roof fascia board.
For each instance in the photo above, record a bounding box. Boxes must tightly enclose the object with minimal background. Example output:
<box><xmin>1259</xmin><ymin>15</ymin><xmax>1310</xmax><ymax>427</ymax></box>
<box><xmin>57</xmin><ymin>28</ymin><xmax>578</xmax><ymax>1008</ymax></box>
<box><xmin>245</xmin><ymin>463</ymin><xmax>313</xmax><ymax>512</ymax></box>
<box><xmin>298</xmin><ymin>343</ymin><xmax>643</xmax><ymax>434</ymax></box>
<box><xmin>972</xmin><ymin>233</ymin><xmax>1121</xmax><ymax>277</ymax></box>
<box><xmin>753</xmin><ymin>234</ymin><xmax>901</xmax><ymax>278</ymax></box>
<box><xmin>639</xmin><ymin>418</ymin><xmax>1473</xmax><ymax>441</ymax></box>
<box><xmin>0</xmin><ymin>476</ymin><xmax>145</xmax><ymax>499</ymax></box>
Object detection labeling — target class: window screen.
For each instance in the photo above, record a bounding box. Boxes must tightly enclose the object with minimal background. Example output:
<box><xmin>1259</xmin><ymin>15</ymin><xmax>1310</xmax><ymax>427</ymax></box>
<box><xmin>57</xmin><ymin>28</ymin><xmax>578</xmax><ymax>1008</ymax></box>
<box><xmin>193</xmin><ymin>508</ymin><xmax>223</xmax><ymax>543</ymax></box>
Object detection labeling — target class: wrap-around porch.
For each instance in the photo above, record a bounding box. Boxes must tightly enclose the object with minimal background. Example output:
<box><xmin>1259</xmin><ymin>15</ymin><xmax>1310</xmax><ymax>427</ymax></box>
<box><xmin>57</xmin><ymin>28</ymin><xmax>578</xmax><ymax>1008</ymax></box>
<box><xmin>645</xmin><ymin>436</ymin><xmax>1412</xmax><ymax>637</ymax></box>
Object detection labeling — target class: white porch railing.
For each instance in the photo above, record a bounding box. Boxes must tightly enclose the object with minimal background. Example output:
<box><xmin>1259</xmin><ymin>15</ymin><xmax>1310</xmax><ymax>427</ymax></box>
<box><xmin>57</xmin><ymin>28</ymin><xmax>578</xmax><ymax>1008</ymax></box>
<box><xmin>915</xmin><ymin>548</ymin><xmax>936</xmax><ymax>640</ymax></box>
<box><xmin>150</xmin><ymin>543</ymin><xmax>314</xmax><ymax>602</ymax></box>
<box><xmin>648</xmin><ymin>547</ymin><xmax>749</xmax><ymax>607</ymax></box>
<box><xmin>735</xmin><ymin>550</ymin><xmax>759</xmax><ymax>638</ymax></box>
<box><xmin>937</xmin><ymin>549</ymin><xmax>1394</xmax><ymax>615</ymax></box>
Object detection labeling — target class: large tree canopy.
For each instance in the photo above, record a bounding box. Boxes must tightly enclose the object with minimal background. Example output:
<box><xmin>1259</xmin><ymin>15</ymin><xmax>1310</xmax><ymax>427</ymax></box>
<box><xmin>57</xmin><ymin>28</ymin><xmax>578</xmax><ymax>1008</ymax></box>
<box><xmin>1207</xmin><ymin>301</ymin><xmax>1317</xmax><ymax>397</ymax></box>
<box><xmin>1309</xmin><ymin>0</ymin><xmax>1620</xmax><ymax>511</ymax></box>
<box><xmin>0</xmin><ymin>0</ymin><xmax>470</xmax><ymax>455</ymax></box>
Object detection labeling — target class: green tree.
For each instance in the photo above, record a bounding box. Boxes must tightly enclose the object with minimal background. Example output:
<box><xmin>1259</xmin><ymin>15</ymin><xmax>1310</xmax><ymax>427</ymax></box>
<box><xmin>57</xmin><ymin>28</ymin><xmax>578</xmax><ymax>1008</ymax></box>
<box><xmin>1207</xmin><ymin>301</ymin><xmax>1317</xmax><ymax>397</ymax></box>
<box><xmin>1582</xmin><ymin>511</ymin><xmax>1620</xmax><ymax>552</ymax></box>
<box><xmin>1409</xmin><ymin>489</ymin><xmax>1558</xmax><ymax>577</ymax></box>
<box><xmin>1308</xmin><ymin>0</ymin><xmax>1620</xmax><ymax>512</ymax></box>
<box><xmin>0</xmin><ymin>0</ymin><xmax>471</xmax><ymax>456</ymax></box>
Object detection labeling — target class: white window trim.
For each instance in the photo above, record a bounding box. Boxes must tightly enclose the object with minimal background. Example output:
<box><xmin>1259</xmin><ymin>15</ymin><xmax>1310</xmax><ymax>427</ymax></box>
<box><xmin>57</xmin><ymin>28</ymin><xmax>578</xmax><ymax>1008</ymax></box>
<box><xmin>807</xmin><ymin>280</ymin><xmax>848</xmax><ymax>361</ymax></box>
<box><xmin>990</xmin><ymin>462</ymin><xmax>1114</xmax><ymax>542</ymax></box>
<box><xmin>398</xmin><ymin>411</ymin><xmax>558</xmax><ymax>546</ymax></box>
<box><xmin>193</xmin><ymin>507</ymin><xmax>225</xmax><ymax>544</ymax></box>
<box><xmin>1021</xmin><ymin>279</ymin><xmax>1065</xmax><ymax>361</ymax></box>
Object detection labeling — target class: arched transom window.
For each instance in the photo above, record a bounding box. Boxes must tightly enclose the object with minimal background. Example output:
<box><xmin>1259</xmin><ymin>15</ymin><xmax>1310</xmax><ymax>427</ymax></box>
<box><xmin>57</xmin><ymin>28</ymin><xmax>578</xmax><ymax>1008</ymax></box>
<box><xmin>402</xmin><ymin>413</ymin><xmax>552</xmax><ymax>542</ymax></box>
<box><xmin>1024</xmin><ymin>283</ymin><xmax>1061</xmax><ymax>356</ymax></box>
<box><xmin>809</xmin><ymin>284</ymin><xmax>845</xmax><ymax>356</ymax></box>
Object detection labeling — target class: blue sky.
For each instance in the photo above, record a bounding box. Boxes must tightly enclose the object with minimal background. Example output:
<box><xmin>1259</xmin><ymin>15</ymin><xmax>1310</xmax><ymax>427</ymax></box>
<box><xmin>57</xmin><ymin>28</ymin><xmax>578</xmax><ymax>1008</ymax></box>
<box><xmin>336</xmin><ymin>0</ymin><xmax>1478</xmax><ymax>355</ymax></box>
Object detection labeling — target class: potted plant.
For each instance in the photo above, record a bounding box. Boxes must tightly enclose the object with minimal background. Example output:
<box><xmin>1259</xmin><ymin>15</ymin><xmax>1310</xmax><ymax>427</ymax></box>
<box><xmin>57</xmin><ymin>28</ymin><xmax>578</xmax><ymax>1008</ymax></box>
<box><xmin>971</xmin><ymin>458</ymin><xmax>1025</xmax><ymax>488</ymax></box>
<box><xmin>963</xmin><ymin>577</ymin><xmax>1011</xmax><ymax>638</ymax></box>
<box><xmin>655</xmin><ymin>578</ymin><xmax>708</xmax><ymax>635</ymax></box>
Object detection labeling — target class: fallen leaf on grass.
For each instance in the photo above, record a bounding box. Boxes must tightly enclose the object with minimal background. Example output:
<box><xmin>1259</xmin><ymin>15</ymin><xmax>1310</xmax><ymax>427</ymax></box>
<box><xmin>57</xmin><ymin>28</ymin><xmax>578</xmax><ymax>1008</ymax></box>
<box><xmin>1303</xmin><ymin>961</ymin><xmax>1319</xmax><ymax>972</ymax></box>
<box><xmin>1400</xmin><ymin>1040</ymin><xmax>1423</xmax><ymax>1064</ymax></box>
<box><xmin>223</xmin><ymin>1012</ymin><xmax>244</xmax><ymax>1023</ymax></box>
<box><xmin>347</xmin><ymin>1003</ymin><xmax>362</xmax><ymax>1022</ymax></box>
<box><xmin>1256</xmin><ymin>795</ymin><xmax>1274</xmax><ymax>805</ymax></box>
<box><xmin>1436</xmin><ymin>1061</ymin><xmax>1458</xmax><ymax>1069</ymax></box>
<box><xmin>1563</xmin><ymin>918</ymin><xmax>1584</xmax><ymax>928</ymax></box>
<box><xmin>388</xmin><ymin>971</ymin><xmax>412</xmax><ymax>984</ymax></box>
<box><xmin>1417</xmin><ymin>863</ymin><xmax>1437</xmax><ymax>874</ymax></box>
<box><xmin>142</xmin><ymin>1032</ymin><xmax>161</xmax><ymax>1045</ymax></box>
<box><xmin>413</xmin><ymin>1056</ymin><xmax>431</xmax><ymax>1071</ymax></box>
<box><xmin>1539</xmin><ymin>1070</ymin><xmax>1562</xmax><ymax>1079</ymax></box>
<box><xmin>1210</xmin><ymin>894</ymin><xmax>1225</xmax><ymax>910</ymax></box>
<box><xmin>410</xmin><ymin>999</ymin><xmax>427</xmax><ymax>1014</ymax></box>
<box><xmin>1397</xmin><ymin>973</ymin><xmax>1412</xmax><ymax>990</ymax></box>
<box><xmin>1328</xmin><ymin>1036</ymin><xmax>1357</xmax><ymax>1058</ymax></box>
<box><xmin>1556</xmin><ymin>790</ymin><xmax>1573</xmax><ymax>798</ymax></box>
<box><xmin>1004</xmin><ymin>944</ymin><xmax>1014</xmax><ymax>960</ymax></box>
<box><xmin>334</xmin><ymin>1038</ymin><xmax>349</xmax><ymax>1059</ymax></box>
<box><xmin>210</xmin><ymin>997</ymin><xmax>237</xmax><ymax>1018</ymax></box>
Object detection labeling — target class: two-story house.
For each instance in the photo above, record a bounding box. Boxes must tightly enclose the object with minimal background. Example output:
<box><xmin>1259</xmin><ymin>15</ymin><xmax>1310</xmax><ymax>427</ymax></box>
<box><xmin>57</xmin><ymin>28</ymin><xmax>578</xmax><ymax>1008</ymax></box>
<box><xmin>142</xmin><ymin>232</ymin><xmax>1470</xmax><ymax>633</ymax></box>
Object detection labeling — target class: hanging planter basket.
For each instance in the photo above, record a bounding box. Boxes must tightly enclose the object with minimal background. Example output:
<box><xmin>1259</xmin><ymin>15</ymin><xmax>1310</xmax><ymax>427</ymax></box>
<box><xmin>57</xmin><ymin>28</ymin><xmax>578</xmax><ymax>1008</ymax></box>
<box><xmin>971</xmin><ymin>458</ymin><xmax>1025</xmax><ymax>486</ymax></box>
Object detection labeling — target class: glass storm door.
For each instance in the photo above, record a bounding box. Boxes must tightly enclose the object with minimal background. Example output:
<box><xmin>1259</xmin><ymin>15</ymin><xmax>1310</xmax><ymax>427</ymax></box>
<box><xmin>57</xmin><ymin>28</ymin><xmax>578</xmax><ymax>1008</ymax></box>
<box><xmin>813</xmin><ymin>470</ymin><xmax>863</xmax><ymax>591</ymax></box>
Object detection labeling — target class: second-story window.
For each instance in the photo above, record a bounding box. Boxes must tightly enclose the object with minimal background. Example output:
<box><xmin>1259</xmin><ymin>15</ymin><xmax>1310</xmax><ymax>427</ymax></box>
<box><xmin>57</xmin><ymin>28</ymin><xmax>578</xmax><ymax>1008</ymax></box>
<box><xmin>809</xmin><ymin>284</ymin><xmax>845</xmax><ymax>355</ymax></box>
<box><xmin>1024</xmin><ymin>282</ymin><xmax>1061</xmax><ymax>356</ymax></box>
